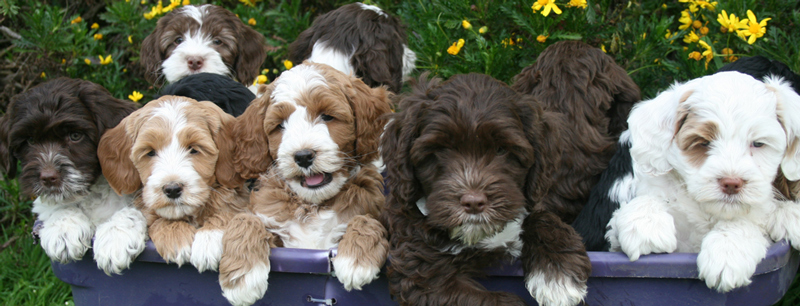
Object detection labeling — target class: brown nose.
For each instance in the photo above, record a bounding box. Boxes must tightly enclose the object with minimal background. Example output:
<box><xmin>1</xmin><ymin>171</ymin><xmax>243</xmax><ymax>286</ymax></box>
<box><xmin>187</xmin><ymin>56</ymin><xmax>203</xmax><ymax>71</ymax></box>
<box><xmin>39</xmin><ymin>169</ymin><xmax>60</xmax><ymax>187</ymax></box>
<box><xmin>719</xmin><ymin>177</ymin><xmax>744</xmax><ymax>195</ymax></box>
<box><xmin>460</xmin><ymin>192</ymin><xmax>487</xmax><ymax>214</ymax></box>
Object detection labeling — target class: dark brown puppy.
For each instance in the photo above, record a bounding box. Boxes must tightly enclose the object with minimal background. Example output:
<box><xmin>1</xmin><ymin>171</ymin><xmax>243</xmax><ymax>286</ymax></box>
<box><xmin>512</xmin><ymin>40</ymin><xmax>641</xmax><ymax>223</ymax></box>
<box><xmin>382</xmin><ymin>73</ymin><xmax>590</xmax><ymax>306</ymax></box>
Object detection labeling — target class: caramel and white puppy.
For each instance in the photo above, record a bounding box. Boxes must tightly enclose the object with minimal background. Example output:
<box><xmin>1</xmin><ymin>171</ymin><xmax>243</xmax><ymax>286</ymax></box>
<box><xmin>217</xmin><ymin>62</ymin><xmax>391</xmax><ymax>306</ymax></box>
<box><xmin>99</xmin><ymin>96</ymin><xmax>247</xmax><ymax>272</ymax></box>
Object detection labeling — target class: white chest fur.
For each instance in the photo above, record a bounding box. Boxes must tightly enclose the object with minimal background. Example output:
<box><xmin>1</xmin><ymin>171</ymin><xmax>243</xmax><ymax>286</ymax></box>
<box><xmin>258</xmin><ymin>209</ymin><xmax>347</xmax><ymax>250</ymax></box>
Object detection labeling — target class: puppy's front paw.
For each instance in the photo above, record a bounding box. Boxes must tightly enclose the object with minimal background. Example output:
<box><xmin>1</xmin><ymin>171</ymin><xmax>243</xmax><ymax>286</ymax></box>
<box><xmin>40</xmin><ymin>211</ymin><xmax>93</xmax><ymax>263</ymax></box>
<box><xmin>612</xmin><ymin>198</ymin><xmax>677</xmax><ymax>261</ymax></box>
<box><xmin>697</xmin><ymin>225</ymin><xmax>768</xmax><ymax>292</ymax></box>
<box><xmin>190</xmin><ymin>229</ymin><xmax>224</xmax><ymax>273</ymax></box>
<box><xmin>93</xmin><ymin>207</ymin><xmax>148</xmax><ymax>275</ymax></box>
<box><xmin>768</xmin><ymin>200</ymin><xmax>800</xmax><ymax>250</ymax></box>
<box><xmin>221</xmin><ymin>262</ymin><xmax>271</xmax><ymax>306</ymax></box>
<box><xmin>698</xmin><ymin>248</ymin><xmax>757</xmax><ymax>292</ymax></box>
<box><xmin>332</xmin><ymin>254</ymin><xmax>381</xmax><ymax>291</ymax></box>
<box><xmin>525</xmin><ymin>271</ymin><xmax>587</xmax><ymax>306</ymax></box>
<box><xmin>149</xmin><ymin>219</ymin><xmax>195</xmax><ymax>267</ymax></box>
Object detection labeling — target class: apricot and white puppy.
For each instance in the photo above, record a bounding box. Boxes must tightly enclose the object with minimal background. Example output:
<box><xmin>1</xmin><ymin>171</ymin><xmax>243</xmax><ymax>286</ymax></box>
<box><xmin>99</xmin><ymin>96</ymin><xmax>247</xmax><ymax>272</ymax></box>
<box><xmin>217</xmin><ymin>62</ymin><xmax>391</xmax><ymax>306</ymax></box>
<box><xmin>606</xmin><ymin>72</ymin><xmax>800</xmax><ymax>292</ymax></box>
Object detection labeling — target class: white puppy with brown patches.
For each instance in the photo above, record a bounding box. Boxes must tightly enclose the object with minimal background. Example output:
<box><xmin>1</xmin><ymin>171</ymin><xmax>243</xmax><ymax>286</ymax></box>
<box><xmin>99</xmin><ymin>96</ymin><xmax>247</xmax><ymax>272</ymax></box>
<box><xmin>606</xmin><ymin>72</ymin><xmax>800</xmax><ymax>292</ymax></box>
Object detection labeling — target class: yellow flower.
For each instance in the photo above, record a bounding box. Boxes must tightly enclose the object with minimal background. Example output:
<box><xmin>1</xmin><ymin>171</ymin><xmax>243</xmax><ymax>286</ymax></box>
<box><xmin>532</xmin><ymin>0</ymin><xmax>562</xmax><ymax>17</ymax></box>
<box><xmin>128</xmin><ymin>91</ymin><xmax>144</xmax><ymax>102</ymax></box>
<box><xmin>479</xmin><ymin>26</ymin><xmax>487</xmax><ymax>34</ymax></box>
<box><xmin>721</xmin><ymin>47</ymin><xmax>733</xmax><ymax>55</ymax></box>
<box><xmin>40</xmin><ymin>72</ymin><xmax>46</xmax><ymax>79</ymax></box>
<box><xmin>462</xmin><ymin>20</ymin><xmax>472</xmax><ymax>30</ymax></box>
<box><xmin>700</xmin><ymin>26</ymin><xmax>709</xmax><ymax>35</ymax></box>
<box><xmin>692</xmin><ymin>20</ymin><xmax>702</xmax><ymax>29</ymax></box>
<box><xmin>163</xmin><ymin>0</ymin><xmax>181</xmax><ymax>13</ymax></box>
<box><xmin>141</xmin><ymin>0</ymin><xmax>147</xmax><ymax>4</ymax></box>
<box><xmin>698</xmin><ymin>40</ymin><xmax>713</xmax><ymax>67</ymax></box>
<box><xmin>600</xmin><ymin>44</ymin><xmax>606</xmax><ymax>53</ymax></box>
<box><xmin>144</xmin><ymin>1</ymin><xmax>164</xmax><ymax>20</ymax></box>
<box><xmin>283</xmin><ymin>60</ymin><xmax>293</xmax><ymax>70</ymax></box>
<box><xmin>128</xmin><ymin>35</ymin><xmax>133</xmax><ymax>44</ymax></box>
<box><xmin>717</xmin><ymin>10</ymin><xmax>744</xmax><ymax>34</ymax></box>
<box><xmin>567</xmin><ymin>0</ymin><xmax>587</xmax><ymax>9</ymax></box>
<box><xmin>84</xmin><ymin>58</ymin><xmax>92</xmax><ymax>65</ymax></box>
<box><xmin>262</xmin><ymin>69</ymin><xmax>269</xmax><ymax>74</ymax></box>
<box><xmin>739</xmin><ymin>10</ymin><xmax>770</xmax><ymax>45</ymax></box>
<box><xmin>91</xmin><ymin>23</ymin><xmax>99</xmax><ymax>29</ymax></box>
<box><xmin>678</xmin><ymin>10</ymin><xmax>693</xmax><ymax>30</ymax></box>
<box><xmin>183</xmin><ymin>0</ymin><xmax>190</xmax><ymax>5</ymax></box>
<box><xmin>61</xmin><ymin>58</ymin><xmax>66</xmax><ymax>64</ymax></box>
<box><xmin>255</xmin><ymin>75</ymin><xmax>268</xmax><ymax>84</ymax></box>
<box><xmin>93</xmin><ymin>33</ymin><xmax>103</xmax><ymax>40</ymax></box>
<box><xmin>683</xmin><ymin>30</ymin><xmax>700</xmax><ymax>43</ymax></box>
<box><xmin>695</xmin><ymin>1</ymin><xmax>717</xmax><ymax>10</ymax></box>
<box><xmin>688</xmin><ymin>51</ymin><xmax>702</xmax><ymax>61</ymax></box>
<box><xmin>537</xmin><ymin>35</ymin><xmax>547</xmax><ymax>43</ymax></box>
<box><xmin>239</xmin><ymin>0</ymin><xmax>260</xmax><ymax>7</ymax></box>
<box><xmin>71</xmin><ymin>16</ymin><xmax>82</xmax><ymax>24</ymax></box>
<box><xmin>447</xmin><ymin>38</ymin><xmax>465</xmax><ymax>55</ymax></box>
<box><xmin>123</xmin><ymin>68</ymin><xmax>127</xmax><ymax>73</ymax></box>
<box><xmin>99</xmin><ymin>55</ymin><xmax>113</xmax><ymax>65</ymax></box>
<box><xmin>248</xmin><ymin>18</ymin><xmax>256</xmax><ymax>26</ymax></box>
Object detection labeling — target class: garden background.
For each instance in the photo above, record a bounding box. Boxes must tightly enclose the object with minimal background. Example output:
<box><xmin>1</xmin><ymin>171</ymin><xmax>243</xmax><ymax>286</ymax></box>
<box><xmin>0</xmin><ymin>0</ymin><xmax>798</xmax><ymax>304</ymax></box>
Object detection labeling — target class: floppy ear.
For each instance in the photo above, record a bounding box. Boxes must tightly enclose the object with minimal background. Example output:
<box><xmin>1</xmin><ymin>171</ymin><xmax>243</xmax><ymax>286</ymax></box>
<box><xmin>234</xmin><ymin>23</ymin><xmax>266</xmax><ymax>86</ymax></box>
<box><xmin>520</xmin><ymin>96</ymin><xmax>563</xmax><ymax>202</ymax></box>
<box><xmin>345</xmin><ymin>77</ymin><xmax>393</xmax><ymax>164</ymax></box>
<box><xmin>0</xmin><ymin>113</ymin><xmax>13</xmax><ymax>178</ymax></box>
<box><xmin>510</xmin><ymin>65</ymin><xmax>540</xmax><ymax>95</ymax></box>
<box><xmin>195</xmin><ymin>101</ymin><xmax>240</xmax><ymax>187</ymax></box>
<box><xmin>140</xmin><ymin>21</ymin><xmax>166</xmax><ymax>86</ymax></box>
<box><xmin>287</xmin><ymin>25</ymin><xmax>315</xmax><ymax>65</ymax></box>
<box><xmin>603</xmin><ymin>55</ymin><xmax>641</xmax><ymax>137</ymax></box>
<box><xmin>76</xmin><ymin>80</ymin><xmax>138</xmax><ymax>135</ymax></box>
<box><xmin>226</xmin><ymin>84</ymin><xmax>275</xmax><ymax>186</ymax></box>
<box><xmin>765</xmin><ymin>76</ymin><xmax>800</xmax><ymax>181</ymax></box>
<box><xmin>628</xmin><ymin>81</ymin><xmax>694</xmax><ymax>176</ymax></box>
<box><xmin>98</xmin><ymin>111</ymin><xmax>143</xmax><ymax>195</ymax></box>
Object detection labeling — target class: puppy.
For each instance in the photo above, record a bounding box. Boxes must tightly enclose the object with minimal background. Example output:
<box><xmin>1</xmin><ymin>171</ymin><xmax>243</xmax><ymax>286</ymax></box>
<box><xmin>511</xmin><ymin>40</ymin><xmax>641</xmax><ymax>223</ymax></box>
<box><xmin>288</xmin><ymin>2</ymin><xmax>416</xmax><ymax>92</ymax></box>
<box><xmin>156</xmin><ymin>72</ymin><xmax>255</xmax><ymax>117</ymax></box>
<box><xmin>98</xmin><ymin>96</ymin><xmax>248</xmax><ymax>272</ymax></box>
<box><xmin>606</xmin><ymin>72</ymin><xmax>800</xmax><ymax>292</ymax></box>
<box><xmin>0</xmin><ymin>78</ymin><xmax>146</xmax><ymax>275</ymax></box>
<box><xmin>215</xmin><ymin>62</ymin><xmax>391</xmax><ymax>306</ymax></box>
<box><xmin>141</xmin><ymin>4</ymin><xmax>266</xmax><ymax>87</ymax></box>
<box><xmin>383</xmin><ymin>73</ymin><xmax>590</xmax><ymax>306</ymax></box>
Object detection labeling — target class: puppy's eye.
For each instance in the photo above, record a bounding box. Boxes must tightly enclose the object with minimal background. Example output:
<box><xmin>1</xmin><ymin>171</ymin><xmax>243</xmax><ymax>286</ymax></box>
<box><xmin>700</xmin><ymin>140</ymin><xmax>710</xmax><ymax>147</ymax></box>
<box><xmin>69</xmin><ymin>132</ymin><xmax>83</xmax><ymax>142</ymax></box>
<box><xmin>189</xmin><ymin>147</ymin><xmax>199</xmax><ymax>154</ymax></box>
<box><xmin>496</xmin><ymin>147</ymin><xmax>508</xmax><ymax>156</ymax></box>
<box><xmin>174</xmin><ymin>37</ymin><xmax>184</xmax><ymax>44</ymax></box>
<box><xmin>752</xmin><ymin>141</ymin><xmax>765</xmax><ymax>148</ymax></box>
<box><xmin>27</xmin><ymin>138</ymin><xmax>34</xmax><ymax>145</ymax></box>
<box><xmin>320</xmin><ymin>114</ymin><xmax>334</xmax><ymax>122</ymax></box>
<box><xmin>212</xmin><ymin>39</ymin><xmax>222</xmax><ymax>45</ymax></box>
<box><xmin>277</xmin><ymin>122</ymin><xmax>285</xmax><ymax>130</ymax></box>
<box><xmin>146</xmin><ymin>150</ymin><xmax>156</xmax><ymax>157</ymax></box>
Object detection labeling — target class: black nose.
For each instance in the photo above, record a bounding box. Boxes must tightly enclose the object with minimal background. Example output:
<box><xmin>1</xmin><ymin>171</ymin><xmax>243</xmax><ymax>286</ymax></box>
<box><xmin>163</xmin><ymin>183</ymin><xmax>183</xmax><ymax>199</ymax></box>
<box><xmin>294</xmin><ymin>149</ymin><xmax>315</xmax><ymax>168</ymax></box>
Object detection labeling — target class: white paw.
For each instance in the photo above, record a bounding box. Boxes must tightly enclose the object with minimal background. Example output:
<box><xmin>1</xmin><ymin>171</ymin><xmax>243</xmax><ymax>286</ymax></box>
<box><xmin>93</xmin><ymin>207</ymin><xmax>148</xmax><ymax>275</ymax></box>
<box><xmin>611</xmin><ymin>197</ymin><xmax>677</xmax><ymax>261</ymax></box>
<box><xmin>525</xmin><ymin>271</ymin><xmax>587</xmax><ymax>306</ymax></box>
<box><xmin>40</xmin><ymin>211</ymin><xmax>93</xmax><ymax>263</ymax></box>
<box><xmin>768</xmin><ymin>200</ymin><xmax>800</xmax><ymax>250</ymax></box>
<box><xmin>697</xmin><ymin>248</ymin><xmax>756</xmax><ymax>292</ymax></box>
<box><xmin>222</xmin><ymin>262</ymin><xmax>271</xmax><ymax>306</ymax></box>
<box><xmin>697</xmin><ymin>224</ymin><xmax>768</xmax><ymax>292</ymax></box>
<box><xmin>332</xmin><ymin>255</ymin><xmax>381</xmax><ymax>291</ymax></box>
<box><xmin>190</xmin><ymin>229</ymin><xmax>224</xmax><ymax>273</ymax></box>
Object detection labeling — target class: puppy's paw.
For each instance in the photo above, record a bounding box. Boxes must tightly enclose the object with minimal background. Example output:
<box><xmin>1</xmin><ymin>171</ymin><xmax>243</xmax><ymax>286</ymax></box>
<box><xmin>698</xmin><ymin>248</ymin><xmax>756</xmax><ymax>292</ymax></box>
<box><xmin>332</xmin><ymin>254</ymin><xmax>381</xmax><ymax>291</ymax></box>
<box><xmin>190</xmin><ymin>229</ymin><xmax>224</xmax><ymax>273</ymax></box>
<box><xmin>612</xmin><ymin>198</ymin><xmax>677</xmax><ymax>261</ymax></box>
<box><xmin>698</xmin><ymin>225</ymin><xmax>768</xmax><ymax>292</ymax></box>
<box><xmin>149</xmin><ymin>219</ymin><xmax>195</xmax><ymax>267</ymax></box>
<box><xmin>768</xmin><ymin>200</ymin><xmax>800</xmax><ymax>250</ymax></box>
<box><xmin>525</xmin><ymin>270</ymin><xmax>587</xmax><ymax>306</ymax></box>
<box><xmin>93</xmin><ymin>207</ymin><xmax>148</xmax><ymax>275</ymax></box>
<box><xmin>40</xmin><ymin>210</ymin><xmax>93</xmax><ymax>263</ymax></box>
<box><xmin>221</xmin><ymin>262</ymin><xmax>271</xmax><ymax>306</ymax></box>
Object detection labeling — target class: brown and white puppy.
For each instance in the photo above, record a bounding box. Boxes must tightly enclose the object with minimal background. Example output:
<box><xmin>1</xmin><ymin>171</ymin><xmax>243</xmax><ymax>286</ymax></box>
<box><xmin>141</xmin><ymin>4</ymin><xmax>266</xmax><ymax>87</ymax></box>
<box><xmin>0</xmin><ymin>78</ymin><xmax>146</xmax><ymax>275</ymax></box>
<box><xmin>98</xmin><ymin>96</ymin><xmax>247</xmax><ymax>272</ymax></box>
<box><xmin>288</xmin><ymin>2</ymin><xmax>416</xmax><ymax>93</ymax></box>
<box><xmin>512</xmin><ymin>40</ymin><xmax>641</xmax><ymax>223</ymax></box>
<box><xmin>217</xmin><ymin>62</ymin><xmax>391</xmax><ymax>306</ymax></box>
<box><xmin>383</xmin><ymin>73</ymin><xmax>591</xmax><ymax>306</ymax></box>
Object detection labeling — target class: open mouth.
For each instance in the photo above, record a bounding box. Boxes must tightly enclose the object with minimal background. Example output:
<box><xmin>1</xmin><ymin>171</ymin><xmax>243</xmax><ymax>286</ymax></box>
<box><xmin>301</xmin><ymin>173</ymin><xmax>333</xmax><ymax>189</ymax></box>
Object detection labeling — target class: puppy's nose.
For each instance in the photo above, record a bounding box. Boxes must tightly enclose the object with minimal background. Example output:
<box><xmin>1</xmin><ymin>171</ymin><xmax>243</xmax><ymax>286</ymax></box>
<box><xmin>39</xmin><ymin>169</ymin><xmax>60</xmax><ymax>187</ymax></box>
<box><xmin>294</xmin><ymin>150</ymin><xmax>315</xmax><ymax>168</ymax></box>
<box><xmin>187</xmin><ymin>56</ymin><xmax>204</xmax><ymax>71</ymax></box>
<box><xmin>461</xmin><ymin>192</ymin><xmax>487</xmax><ymax>214</ymax></box>
<box><xmin>719</xmin><ymin>177</ymin><xmax>744</xmax><ymax>195</ymax></box>
<box><xmin>163</xmin><ymin>183</ymin><xmax>183</xmax><ymax>199</ymax></box>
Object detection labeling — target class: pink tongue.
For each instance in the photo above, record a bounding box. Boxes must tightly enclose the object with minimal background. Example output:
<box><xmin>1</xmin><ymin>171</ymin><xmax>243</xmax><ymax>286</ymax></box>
<box><xmin>305</xmin><ymin>174</ymin><xmax>325</xmax><ymax>186</ymax></box>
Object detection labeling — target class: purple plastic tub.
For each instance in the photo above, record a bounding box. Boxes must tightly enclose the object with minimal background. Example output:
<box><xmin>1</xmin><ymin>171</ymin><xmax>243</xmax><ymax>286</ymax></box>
<box><xmin>51</xmin><ymin>239</ymin><xmax>799</xmax><ymax>306</ymax></box>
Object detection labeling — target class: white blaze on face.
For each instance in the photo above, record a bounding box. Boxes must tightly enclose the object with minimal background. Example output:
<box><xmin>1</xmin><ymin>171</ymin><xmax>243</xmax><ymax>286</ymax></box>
<box><xmin>161</xmin><ymin>5</ymin><xmax>229</xmax><ymax>82</ymax></box>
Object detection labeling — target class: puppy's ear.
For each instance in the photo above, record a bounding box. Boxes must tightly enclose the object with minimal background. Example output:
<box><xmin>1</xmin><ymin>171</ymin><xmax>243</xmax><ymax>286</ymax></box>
<box><xmin>287</xmin><ymin>25</ymin><xmax>315</xmax><ymax>66</ymax></box>
<box><xmin>234</xmin><ymin>23</ymin><xmax>266</xmax><ymax>86</ymax></box>
<box><xmin>228</xmin><ymin>84</ymin><xmax>275</xmax><ymax>184</ymax></box>
<box><xmin>604</xmin><ymin>56</ymin><xmax>641</xmax><ymax>137</ymax></box>
<box><xmin>352</xmin><ymin>37</ymin><xmax>402</xmax><ymax>93</ymax></box>
<box><xmin>98</xmin><ymin>111</ymin><xmax>143</xmax><ymax>195</ymax></box>
<box><xmin>765</xmin><ymin>76</ymin><xmax>800</xmax><ymax>181</ymax></box>
<box><xmin>140</xmin><ymin>21</ymin><xmax>165</xmax><ymax>86</ymax></box>
<box><xmin>196</xmin><ymin>101</ymin><xmax>240</xmax><ymax>187</ymax></box>
<box><xmin>345</xmin><ymin>77</ymin><xmax>393</xmax><ymax>164</ymax></box>
<box><xmin>510</xmin><ymin>65</ymin><xmax>540</xmax><ymax>95</ymax></box>
<box><xmin>76</xmin><ymin>80</ymin><xmax>138</xmax><ymax>135</ymax></box>
<box><xmin>521</xmin><ymin>96</ymin><xmax>563</xmax><ymax>202</ymax></box>
<box><xmin>628</xmin><ymin>81</ymin><xmax>694</xmax><ymax>176</ymax></box>
<box><xmin>0</xmin><ymin>113</ymin><xmax>13</xmax><ymax>178</ymax></box>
